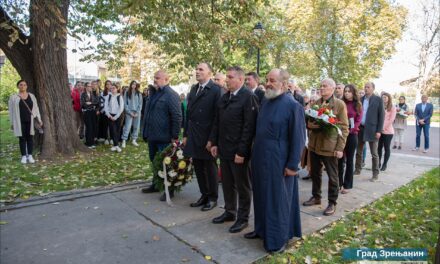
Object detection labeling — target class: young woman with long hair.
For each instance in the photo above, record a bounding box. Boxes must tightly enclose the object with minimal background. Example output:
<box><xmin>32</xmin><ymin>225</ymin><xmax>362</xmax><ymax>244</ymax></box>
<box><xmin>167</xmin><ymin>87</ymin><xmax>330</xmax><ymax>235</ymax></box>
<box><xmin>80</xmin><ymin>82</ymin><xmax>99</xmax><ymax>148</ymax></box>
<box><xmin>338</xmin><ymin>84</ymin><xmax>362</xmax><ymax>194</ymax></box>
<box><xmin>8</xmin><ymin>80</ymin><xmax>43</xmax><ymax>164</ymax></box>
<box><xmin>393</xmin><ymin>96</ymin><xmax>410</xmax><ymax>150</ymax></box>
<box><xmin>121</xmin><ymin>80</ymin><xmax>143</xmax><ymax>147</ymax></box>
<box><xmin>98</xmin><ymin>80</ymin><xmax>112</xmax><ymax>144</ymax></box>
<box><xmin>378</xmin><ymin>92</ymin><xmax>396</xmax><ymax>171</ymax></box>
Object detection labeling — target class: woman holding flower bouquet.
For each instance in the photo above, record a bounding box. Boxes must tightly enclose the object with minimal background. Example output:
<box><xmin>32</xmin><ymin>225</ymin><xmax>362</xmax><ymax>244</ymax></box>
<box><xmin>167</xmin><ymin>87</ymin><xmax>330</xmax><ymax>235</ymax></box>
<box><xmin>378</xmin><ymin>93</ymin><xmax>396</xmax><ymax>171</ymax></box>
<box><xmin>393</xmin><ymin>96</ymin><xmax>410</xmax><ymax>150</ymax></box>
<box><xmin>338</xmin><ymin>85</ymin><xmax>362</xmax><ymax>194</ymax></box>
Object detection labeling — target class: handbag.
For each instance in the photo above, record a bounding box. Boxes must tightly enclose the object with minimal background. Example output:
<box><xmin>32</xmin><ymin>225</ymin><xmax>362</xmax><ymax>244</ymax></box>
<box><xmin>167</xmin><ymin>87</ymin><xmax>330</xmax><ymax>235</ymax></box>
<box><xmin>20</xmin><ymin>95</ymin><xmax>43</xmax><ymax>133</ymax></box>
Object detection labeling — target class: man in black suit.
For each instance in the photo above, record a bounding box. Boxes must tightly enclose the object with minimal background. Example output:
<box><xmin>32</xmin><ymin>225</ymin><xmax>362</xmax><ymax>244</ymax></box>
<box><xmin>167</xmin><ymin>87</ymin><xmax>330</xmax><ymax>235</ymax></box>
<box><xmin>209</xmin><ymin>66</ymin><xmax>258</xmax><ymax>233</ymax></box>
<box><xmin>354</xmin><ymin>82</ymin><xmax>384</xmax><ymax>181</ymax></box>
<box><xmin>183</xmin><ymin>62</ymin><xmax>222</xmax><ymax>211</ymax></box>
<box><xmin>245</xmin><ymin>72</ymin><xmax>265</xmax><ymax>105</ymax></box>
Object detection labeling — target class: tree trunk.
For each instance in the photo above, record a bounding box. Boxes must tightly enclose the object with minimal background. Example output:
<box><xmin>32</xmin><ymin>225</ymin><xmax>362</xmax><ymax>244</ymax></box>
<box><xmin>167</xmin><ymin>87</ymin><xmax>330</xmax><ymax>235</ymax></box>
<box><xmin>30</xmin><ymin>0</ymin><xmax>86</xmax><ymax>158</ymax></box>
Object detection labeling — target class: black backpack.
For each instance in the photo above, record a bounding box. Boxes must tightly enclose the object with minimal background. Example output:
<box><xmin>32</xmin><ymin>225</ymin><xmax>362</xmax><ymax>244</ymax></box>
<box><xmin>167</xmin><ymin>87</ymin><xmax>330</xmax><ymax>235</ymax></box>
<box><xmin>108</xmin><ymin>94</ymin><xmax>121</xmax><ymax>107</ymax></box>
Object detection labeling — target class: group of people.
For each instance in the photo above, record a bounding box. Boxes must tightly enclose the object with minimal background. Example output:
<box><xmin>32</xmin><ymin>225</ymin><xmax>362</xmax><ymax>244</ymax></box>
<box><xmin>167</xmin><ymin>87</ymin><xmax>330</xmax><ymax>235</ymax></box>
<box><xmin>8</xmin><ymin>62</ymin><xmax>434</xmax><ymax>253</ymax></box>
<box><xmin>71</xmin><ymin>79</ymin><xmax>145</xmax><ymax>152</ymax></box>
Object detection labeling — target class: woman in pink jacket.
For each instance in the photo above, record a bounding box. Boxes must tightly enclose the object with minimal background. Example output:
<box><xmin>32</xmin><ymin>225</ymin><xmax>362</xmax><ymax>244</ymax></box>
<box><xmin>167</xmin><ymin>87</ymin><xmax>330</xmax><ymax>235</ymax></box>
<box><xmin>378</xmin><ymin>92</ymin><xmax>396</xmax><ymax>171</ymax></box>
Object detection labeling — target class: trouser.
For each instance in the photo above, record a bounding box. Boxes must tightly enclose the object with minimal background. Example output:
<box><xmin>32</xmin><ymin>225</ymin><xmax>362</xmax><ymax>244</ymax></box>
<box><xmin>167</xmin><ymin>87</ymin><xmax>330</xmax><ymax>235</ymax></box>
<box><xmin>362</xmin><ymin>145</ymin><xmax>367</xmax><ymax>163</ymax></box>
<box><xmin>108</xmin><ymin>115</ymin><xmax>121</xmax><ymax>147</ymax></box>
<box><xmin>74</xmin><ymin>111</ymin><xmax>84</xmax><ymax>138</ymax></box>
<box><xmin>338</xmin><ymin>133</ymin><xmax>357</xmax><ymax>189</ymax></box>
<box><xmin>19</xmin><ymin>121</ymin><xmax>33</xmax><ymax>156</ymax></box>
<box><xmin>220</xmin><ymin>159</ymin><xmax>252</xmax><ymax>221</ymax></box>
<box><xmin>83</xmin><ymin>110</ymin><xmax>97</xmax><ymax>146</ymax></box>
<box><xmin>193</xmin><ymin>158</ymin><xmax>218</xmax><ymax>202</ymax></box>
<box><xmin>378</xmin><ymin>134</ymin><xmax>393</xmax><ymax>167</ymax></box>
<box><xmin>355</xmin><ymin>126</ymin><xmax>379</xmax><ymax>177</ymax></box>
<box><xmin>416</xmin><ymin>124</ymin><xmax>430</xmax><ymax>149</ymax></box>
<box><xmin>394</xmin><ymin>128</ymin><xmax>405</xmax><ymax>146</ymax></box>
<box><xmin>98</xmin><ymin>114</ymin><xmax>109</xmax><ymax>140</ymax></box>
<box><xmin>310</xmin><ymin>151</ymin><xmax>339</xmax><ymax>205</ymax></box>
<box><xmin>147</xmin><ymin>141</ymin><xmax>169</xmax><ymax>162</ymax></box>
<box><xmin>122</xmin><ymin>113</ymin><xmax>141</xmax><ymax>141</ymax></box>
<box><xmin>148</xmin><ymin>141</ymin><xmax>170</xmax><ymax>189</ymax></box>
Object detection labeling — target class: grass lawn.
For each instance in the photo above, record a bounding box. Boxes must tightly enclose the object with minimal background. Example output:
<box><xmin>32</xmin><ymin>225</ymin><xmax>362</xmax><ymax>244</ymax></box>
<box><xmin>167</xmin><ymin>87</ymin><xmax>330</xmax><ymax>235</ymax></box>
<box><xmin>259</xmin><ymin>167</ymin><xmax>440</xmax><ymax>264</ymax></box>
<box><xmin>0</xmin><ymin>113</ymin><xmax>153</xmax><ymax>202</ymax></box>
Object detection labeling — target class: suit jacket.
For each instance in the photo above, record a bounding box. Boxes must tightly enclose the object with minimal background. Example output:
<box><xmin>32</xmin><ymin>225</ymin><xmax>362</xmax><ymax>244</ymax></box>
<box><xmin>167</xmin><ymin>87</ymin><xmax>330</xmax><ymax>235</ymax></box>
<box><xmin>307</xmin><ymin>95</ymin><xmax>349</xmax><ymax>156</ymax></box>
<box><xmin>415</xmin><ymin>102</ymin><xmax>433</xmax><ymax>125</ymax></box>
<box><xmin>361</xmin><ymin>94</ymin><xmax>384</xmax><ymax>142</ymax></box>
<box><xmin>183</xmin><ymin>79</ymin><xmax>222</xmax><ymax>159</ymax></box>
<box><xmin>209</xmin><ymin>87</ymin><xmax>259</xmax><ymax>160</ymax></box>
<box><xmin>254</xmin><ymin>87</ymin><xmax>265</xmax><ymax>105</ymax></box>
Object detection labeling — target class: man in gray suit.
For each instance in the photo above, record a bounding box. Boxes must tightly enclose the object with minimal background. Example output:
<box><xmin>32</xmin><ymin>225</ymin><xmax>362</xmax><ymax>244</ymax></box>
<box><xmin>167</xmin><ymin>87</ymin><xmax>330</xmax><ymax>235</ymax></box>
<box><xmin>354</xmin><ymin>82</ymin><xmax>384</xmax><ymax>181</ymax></box>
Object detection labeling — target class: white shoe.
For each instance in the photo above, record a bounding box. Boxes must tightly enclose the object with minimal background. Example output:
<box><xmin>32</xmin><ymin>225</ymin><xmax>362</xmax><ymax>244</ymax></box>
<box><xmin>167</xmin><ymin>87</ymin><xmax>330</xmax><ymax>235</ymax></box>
<box><xmin>111</xmin><ymin>146</ymin><xmax>117</xmax><ymax>151</ymax></box>
<box><xmin>97</xmin><ymin>138</ymin><xmax>105</xmax><ymax>143</ymax></box>
<box><xmin>423</xmin><ymin>149</ymin><xmax>429</xmax><ymax>153</ymax></box>
<box><xmin>132</xmin><ymin>140</ymin><xmax>139</xmax><ymax>146</ymax></box>
<box><xmin>110</xmin><ymin>140</ymin><xmax>114</xmax><ymax>145</ymax></box>
<box><xmin>27</xmin><ymin>155</ymin><xmax>35</xmax><ymax>164</ymax></box>
<box><xmin>122</xmin><ymin>140</ymin><xmax>126</xmax><ymax>148</ymax></box>
<box><xmin>412</xmin><ymin>147</ymin><xmax>419</xmax><ymax>151</ymax></box>
<box><xmin>21</xmin><ymin>156</ymin><xmax>27</xmax><ymax>164</ymax></box>
<box><xmin>104</xmin><ymin>140</ymin><xmax>110</xmax><ymax>145</ymax></box>
<box><xmin>116</xmin><ymin>146</ymin><xmax>122</xmax><ymax>153</ymax></box>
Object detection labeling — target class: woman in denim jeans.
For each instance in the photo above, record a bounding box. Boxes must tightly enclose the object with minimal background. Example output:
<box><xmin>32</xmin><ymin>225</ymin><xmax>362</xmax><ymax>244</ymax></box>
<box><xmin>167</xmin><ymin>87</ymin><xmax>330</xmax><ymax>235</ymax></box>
<box><xmin>121</xmin><ymin>81</ymin><xmax>143</xmax><ymax>148</ymax></box>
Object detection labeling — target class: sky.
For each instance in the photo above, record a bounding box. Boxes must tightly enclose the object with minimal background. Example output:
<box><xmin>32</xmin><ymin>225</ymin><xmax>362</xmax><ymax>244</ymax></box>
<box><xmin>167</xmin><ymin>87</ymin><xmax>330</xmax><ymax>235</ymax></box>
<box><xmin>67</xmin><ymin>0</ymin><xmax>429</xmax><ymax>94</ymax></box>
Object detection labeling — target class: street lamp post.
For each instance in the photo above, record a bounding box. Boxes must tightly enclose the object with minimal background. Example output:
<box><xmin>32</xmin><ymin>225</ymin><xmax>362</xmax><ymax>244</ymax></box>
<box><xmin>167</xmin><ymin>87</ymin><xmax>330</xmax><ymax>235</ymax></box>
<box><xmin>253</xmin><ymin>22</ymin><xmax>264</xmax><ymax>75</ymax></box>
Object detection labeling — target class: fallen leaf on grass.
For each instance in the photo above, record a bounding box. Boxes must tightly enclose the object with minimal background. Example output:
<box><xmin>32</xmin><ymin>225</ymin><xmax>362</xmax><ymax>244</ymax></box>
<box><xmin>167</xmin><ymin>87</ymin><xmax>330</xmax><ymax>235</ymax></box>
<box><xmin>0</xmin><ymin>221</ymin><xmax>8</xmax><ymax>225</ymax></box>
<box><xmin>204</xmin><ymin>255</ymin><xmax>212</xmax><ymax>260</ymax></box>
<box><xmin>388</xmin><ymin>213</ymin><xmax>397</xmax><ymax>219</ymax></box>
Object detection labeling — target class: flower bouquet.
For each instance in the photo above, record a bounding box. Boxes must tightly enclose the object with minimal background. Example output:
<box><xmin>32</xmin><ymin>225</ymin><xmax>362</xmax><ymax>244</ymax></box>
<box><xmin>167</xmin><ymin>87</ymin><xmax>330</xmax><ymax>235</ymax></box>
<box><xmin>305</xmin><ymin>104</ymin><xmax>342</xmax><ymax>136</ymax></box>
<box><xmin>152</xmin><ymin>141</ymin><xmax>194</xmax><ymax>205</ymax></box>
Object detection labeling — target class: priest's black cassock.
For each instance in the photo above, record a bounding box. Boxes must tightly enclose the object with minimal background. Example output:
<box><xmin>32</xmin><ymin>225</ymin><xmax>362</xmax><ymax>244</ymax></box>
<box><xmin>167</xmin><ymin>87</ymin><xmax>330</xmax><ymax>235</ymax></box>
<box><xmin>251</xmin><ymin>92</ymin><xmax>305</xmax><ymax>252</ymax></box>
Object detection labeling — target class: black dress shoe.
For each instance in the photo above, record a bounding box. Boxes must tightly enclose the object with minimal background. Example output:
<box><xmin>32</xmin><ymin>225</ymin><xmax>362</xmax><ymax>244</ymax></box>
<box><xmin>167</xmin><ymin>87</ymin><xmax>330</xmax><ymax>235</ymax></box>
<box><xmin>190</xmin><ymin>197</ymin><xmax>208</xmax><ymax>207</ymax></box>
<box><xmin>380</xmin><ymin>164</ymin><xmax>387</xmax><ymax>171</ymax></box>
<box><xmin>201</xmin><ymin>201</ymin><xmax>217</xmax><ymax>211</ymax></box>
<box><xmin>244</xmin><ymin>231</ymin><xmax>261</xmax><ymax>239</ymax></box>
<box><xmin>141</xmin><ymin>185</ymin><xmax>159</xmax><ymax>193</ymax></box>
<box><xmin>212</xmin><ymin>212</ymin><xmax>235</xmax><ymax>224</ymax></box>
<box><xmin>159</xmin><ymin>191</ymin><xmax>174</xmax><ymax>201</ymax></box>
<box><xmin>229</xmin><ymin>220</ymin><xmax>248</xmax><ymax>233</ymax></box>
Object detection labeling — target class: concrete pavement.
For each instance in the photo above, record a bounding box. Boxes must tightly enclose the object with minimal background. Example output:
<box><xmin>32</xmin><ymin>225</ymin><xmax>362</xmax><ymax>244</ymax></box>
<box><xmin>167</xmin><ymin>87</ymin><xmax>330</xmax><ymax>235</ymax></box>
<box><xmin>1</xmin><ymin>152</ymin><xmax>438</xmax><ymax>264</ymax></box>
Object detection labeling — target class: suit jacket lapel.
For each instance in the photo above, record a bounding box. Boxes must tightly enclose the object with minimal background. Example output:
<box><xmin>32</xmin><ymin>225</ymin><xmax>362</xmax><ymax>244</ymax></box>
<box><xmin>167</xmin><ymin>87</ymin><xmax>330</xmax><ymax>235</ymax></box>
<box><xmin>189</xmin><ymin>80</ymin><xmax>213</xmax><ymax>115</ymax></box>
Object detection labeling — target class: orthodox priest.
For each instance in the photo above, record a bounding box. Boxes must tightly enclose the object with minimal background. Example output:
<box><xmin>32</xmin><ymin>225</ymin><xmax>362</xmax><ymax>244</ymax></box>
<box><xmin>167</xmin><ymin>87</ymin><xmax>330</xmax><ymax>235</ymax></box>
<box><xmin>244</xmin><ymin>69</ymin><xmax>305</xmax><ymax>253</ymax></box>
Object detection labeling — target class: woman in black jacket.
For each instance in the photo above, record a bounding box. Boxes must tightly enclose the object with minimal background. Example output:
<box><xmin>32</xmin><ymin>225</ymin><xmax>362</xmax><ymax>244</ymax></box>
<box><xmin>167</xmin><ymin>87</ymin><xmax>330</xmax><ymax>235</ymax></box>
<box><xmin>80</xmin><ymin>82</ymin><xmax>99</xmax><ymax>148</ymax></box>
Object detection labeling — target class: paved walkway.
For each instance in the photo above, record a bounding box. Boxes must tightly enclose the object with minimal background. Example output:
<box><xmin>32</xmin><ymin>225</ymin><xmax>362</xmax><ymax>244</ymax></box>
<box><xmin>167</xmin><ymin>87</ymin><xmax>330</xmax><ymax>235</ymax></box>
<box><xmin>1</xmin><ymin>153</ymin><xmax>438</xmax><ymax>264</ymax></box>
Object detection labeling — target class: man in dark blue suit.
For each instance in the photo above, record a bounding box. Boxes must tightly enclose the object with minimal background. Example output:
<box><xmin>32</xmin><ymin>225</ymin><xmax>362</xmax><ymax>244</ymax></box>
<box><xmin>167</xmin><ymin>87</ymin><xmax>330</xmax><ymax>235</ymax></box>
<box><xmin>184</xmin><ymin>62</ymin><xmax>222</xmax><ymax>211</ymax></box>
<box><xmin>413</xmin><ymin>95</ymin><xmax>433</xmax><ymax>153</ymax></box>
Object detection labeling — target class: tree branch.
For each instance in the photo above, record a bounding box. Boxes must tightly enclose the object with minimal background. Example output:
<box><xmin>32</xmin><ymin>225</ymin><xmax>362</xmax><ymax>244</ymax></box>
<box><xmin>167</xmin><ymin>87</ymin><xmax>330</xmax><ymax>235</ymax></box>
<box><xmin>0</xmin><ymin>5</ymin><xmax>34</xmax><ymax>90</ymax></box>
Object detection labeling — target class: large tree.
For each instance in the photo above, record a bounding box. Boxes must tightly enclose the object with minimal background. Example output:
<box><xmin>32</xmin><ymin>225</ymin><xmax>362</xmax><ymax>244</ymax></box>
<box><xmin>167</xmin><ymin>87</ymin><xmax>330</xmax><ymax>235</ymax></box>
<box><xmin>1</xmin><ymin>0</ymin><xmax>87</xmax><ymax>158</ymax></box>
<box><xmin>282</xmin><ymin>0</ymin><xmax>407</xmax><ymax>88</ymax></box>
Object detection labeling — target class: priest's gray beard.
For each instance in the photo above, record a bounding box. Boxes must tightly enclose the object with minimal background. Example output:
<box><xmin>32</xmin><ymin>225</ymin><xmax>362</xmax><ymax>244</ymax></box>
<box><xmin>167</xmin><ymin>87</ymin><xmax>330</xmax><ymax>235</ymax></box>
<box><xmin>265</xmin><ymin>88</ymin><xmax>283</xmax><ymax>99</ymax></box>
